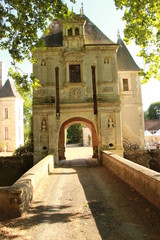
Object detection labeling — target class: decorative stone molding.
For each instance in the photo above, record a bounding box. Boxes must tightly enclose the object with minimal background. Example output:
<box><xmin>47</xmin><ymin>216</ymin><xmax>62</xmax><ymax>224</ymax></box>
<box><xmin>69</xmin><ymin>88</ymin><xmax>81</xmax><ymax>100</ymax></box>
<box><xmin>41</xmin><ymin>59</ymin><xmax>46</xmax><ymax>66</ymax></box>
<box><xmin>41</xmin><ymin>118</ymin><xmax>47</xmax><ymax>132</ymax></box>
<box><xmin>104</xmin><ymin>57</ymin><xmax>110</xmax><ymax>64</ymax></box>
<box><xmin>108</xmin><ymin>116</ymin><xmax>114</xmax><ymax>128</ymax></box>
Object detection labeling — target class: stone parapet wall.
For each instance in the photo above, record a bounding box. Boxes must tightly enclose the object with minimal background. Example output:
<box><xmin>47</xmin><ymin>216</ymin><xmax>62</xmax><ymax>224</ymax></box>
<box><xmin>0</xmin><ymin>154</ymin><xmax>54</xmax><ymax>219</ymax></box>
<box><xmin>102</xmin><ymin>151</ymin><xmax>160</xmax><ymax>209</ymax></box>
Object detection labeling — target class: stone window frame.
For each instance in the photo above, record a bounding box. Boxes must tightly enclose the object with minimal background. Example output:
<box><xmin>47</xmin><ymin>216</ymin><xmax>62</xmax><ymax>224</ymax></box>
<box><xmin>5</xmin><ymin>127</ymin><xmax>9</xmax><ymax>140</ymax></box>
<box><xmin>69</xmin><ymin>64</ymin><xmax>81</xmax><ymax>83</ymax></box>
<box><xmin>75</xmin><ymin>27</ymin><xmax>80</xmax><ymax>36</ymax></box>
<box><xmin>122</xmin><ymin>78</ymin><xmax>129</xmax><ymax>91</ymax></box>
<box><xmin>68</xmin><ymin>28</ymin><xmax>73</xmax><ymax>36</ymax></box>
<box><xmin>121</xmin><ymin>76</ymin><xmax>133</xmax><ymax>95</ymax></box>
<box><xmin>4</xmin><ymin>107</ymin><xmax>9</xmax><ymax>119</ymax></box>
<box><xmin>19</xmin><ymin>108</ymin><xmax>21</xmax><ymax>120</ymax></box>
<box><xmin>19</xmin><ymin>126</ymin><xmax>21</xmax><ymax>140</ymax></box>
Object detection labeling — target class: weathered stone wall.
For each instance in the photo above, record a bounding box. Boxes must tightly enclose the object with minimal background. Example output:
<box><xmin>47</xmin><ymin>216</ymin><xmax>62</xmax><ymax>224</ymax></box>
<box><xmin>124</xmin><ymin>150</ymin><xmax>160</xmax><ymax>172</ymax></box>
<box><xmin>0</xmin><ymin>157</ymin><xmax>33</xmax><ymax>186</ymax></box>
<box><xmin>102</xmin><ymin>151</ymin><xmax>160</xmax><ymax>209</ymax></box>
<box><xmin>0</xmin><ymin>97</ymin><xmax>24</xmax><ymax>151</ymax></box>
<box><xmin>0</xmin><ymin>154</ymin><xmax>54</xmax><ymax>219</ymax></box>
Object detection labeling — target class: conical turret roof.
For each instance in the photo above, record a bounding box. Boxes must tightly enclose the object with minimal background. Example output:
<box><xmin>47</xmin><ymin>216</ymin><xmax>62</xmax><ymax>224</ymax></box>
<box><xmin>0</xmin><ymin>79</ymin><xmax>21</xmax><ymax>98</ymax></box>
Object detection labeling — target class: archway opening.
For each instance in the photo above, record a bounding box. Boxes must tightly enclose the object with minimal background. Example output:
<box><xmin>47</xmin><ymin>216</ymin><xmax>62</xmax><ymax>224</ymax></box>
<box><xmin>65</xmin><ymin>123</ymin><xmax>93</xmax><ymax>160</ymax></box>
<box><xmin>58</xmin><ymin>117</ymin><xmax>98</xmax><ymax>161</ymax></box>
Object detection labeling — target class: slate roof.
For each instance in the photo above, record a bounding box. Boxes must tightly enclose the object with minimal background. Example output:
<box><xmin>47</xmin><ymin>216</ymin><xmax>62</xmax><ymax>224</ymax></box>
<box><xmin>82</xmin><ymin>15</ymin><xmax>114</xmax><ymax>45</ymax></box>
<box><xmin>42</xmin><ymin>14</ymin><xmax>139</xmax><ymax>72</ymax></box>
<box><xmin>0</xmin><ymin>79</ymin><xmax>21</xmax><ymax>98</ymax></box>
<box><xmin>42</xmin><ymin>19</ymin><xmax>63</xmax><ymax>47</ymax></box>
<box><xmin>117</xmin><ymin>36</ymin><xmax>140</xmax><ymax>71</ymax></box>
<box><xmin>43</xmin><ymin>14</ymin><xmax>114</xmax><ymax>47</ymax></box>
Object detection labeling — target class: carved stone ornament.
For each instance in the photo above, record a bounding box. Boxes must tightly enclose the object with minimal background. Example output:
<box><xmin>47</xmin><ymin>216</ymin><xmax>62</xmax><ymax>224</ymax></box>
<box><xmin>69</xmin><ymin>88</ymin><xmax>81</xmax><ymax>100</ymax></box>
<box><xmin>35</xmin><ymin>88</ymin><xmax>45</xmax><ymax>97</ymax></box>
<box><xmin>41</xmin><ymin>59</ymin><xmax>46</xmax><ymax>66</ymax></box>
<box><xmin>108</xmin><ymin>116</ymin><xmax>114</xmax><ymax>128</ymax></box>
<box><xmin>41</xmin><ymin>118</ymin><xmax>47</xmax><ymax>131</ymax></box>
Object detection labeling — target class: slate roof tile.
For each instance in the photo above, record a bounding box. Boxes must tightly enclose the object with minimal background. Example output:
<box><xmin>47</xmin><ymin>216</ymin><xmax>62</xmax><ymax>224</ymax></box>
<box><xmin>117</xmin><ymin>36</ymin><xmax>140</xmax><ymax>71</ymax></box>
<box><xmin>0</xmin><ymin>79</ymin><xmax>21</xmax><ymax>98</ymax></box>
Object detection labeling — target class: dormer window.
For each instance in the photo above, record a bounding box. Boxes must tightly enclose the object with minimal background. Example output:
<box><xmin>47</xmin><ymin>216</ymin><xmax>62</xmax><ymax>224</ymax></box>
<box><xmin>68</xmin><ymin>28</ymin><xmax>72</xmax><ymax>36</ymax></box>
<box><xmin>75</xmin><ymin>28</ymin><xmax>79</xmax><ymax>36</ymax></box>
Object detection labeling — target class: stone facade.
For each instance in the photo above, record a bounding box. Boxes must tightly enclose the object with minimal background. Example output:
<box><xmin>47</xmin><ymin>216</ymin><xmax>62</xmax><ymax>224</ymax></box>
<box><xmin>83</xmin><ymin>126</ymin><xmax>92</xmax><ymax>146</ymax></box>
<box><xmin>0</xmin><ymin>67</ymin><xmax>24</xmax><ymax>151</ymax></box>
<box><xmin>33</xmin><ymin>14</ymin><xmax>144</xmax><ymax>164</ymax></box>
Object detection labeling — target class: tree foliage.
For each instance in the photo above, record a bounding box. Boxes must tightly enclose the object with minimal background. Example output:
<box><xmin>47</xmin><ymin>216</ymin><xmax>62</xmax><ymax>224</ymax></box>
<box><xmin>114</xmin><ymin>0</ymin><xmax>160</xmax><ymax>82</ymax></box>
<box><xmin>144</xmin><ymin>110</ymin><xmax>149</xmax><ymax>120</ymax></box>
<box><xmin>67</xmin><ymin>124</ymin><xmax>83</xmax><ymax>144</ymax></box>
<box><xmin>145</xmin><ymin>102</ymin><xmax>160</xmax><ymax>120</ymax></box>
<box><xmin>0</xmin><ymin>0</ymin><xmax>74</xmax><ymax>88</ymax></box>
<box><xmin>13</xmin><ymin>72</ymin><xmax>33</xmax><ymax>143</ymax></box>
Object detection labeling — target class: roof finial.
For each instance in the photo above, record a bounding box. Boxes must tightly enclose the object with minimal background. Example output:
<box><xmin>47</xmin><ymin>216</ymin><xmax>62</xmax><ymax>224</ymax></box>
<box><xmin>80</xmin><ymin>0</ymin><xmax>84</xmax><ymax>16</ymax></box>
<box><xmin>117</xmin><ymin>29</ymin><xmax>120</xmax><ymax>40</ymax></box>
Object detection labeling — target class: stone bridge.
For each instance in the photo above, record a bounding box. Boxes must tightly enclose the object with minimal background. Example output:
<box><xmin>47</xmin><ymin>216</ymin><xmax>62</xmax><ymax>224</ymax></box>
<box><xmin>0</xmin><ymin>148</ymin><xmax>160</xmax><ymax>239</ymax></box>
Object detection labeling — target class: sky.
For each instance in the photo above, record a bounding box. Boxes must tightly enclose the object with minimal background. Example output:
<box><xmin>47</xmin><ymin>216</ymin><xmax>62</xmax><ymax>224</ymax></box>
<box><xmin>0</xmin><ymin>0</ymin><xmax>160</xmax><ymax>110</ymax></box>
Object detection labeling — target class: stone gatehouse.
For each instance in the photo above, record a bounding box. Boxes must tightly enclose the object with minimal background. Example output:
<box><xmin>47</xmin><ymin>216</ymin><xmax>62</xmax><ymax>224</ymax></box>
<box><xmin>33</xmin><ymin>13</ymin><xmax>144</xmax><ymax>164</ymax></box>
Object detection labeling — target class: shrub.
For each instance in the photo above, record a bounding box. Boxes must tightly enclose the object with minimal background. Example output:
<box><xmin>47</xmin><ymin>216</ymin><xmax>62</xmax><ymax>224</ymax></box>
<box><xmin>13</xmin><ymin>141</ymin><xmax>33</xmax><ymax>159</ymax></box>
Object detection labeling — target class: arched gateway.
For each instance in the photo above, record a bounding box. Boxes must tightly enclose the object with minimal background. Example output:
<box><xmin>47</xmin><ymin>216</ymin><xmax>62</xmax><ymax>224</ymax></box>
<box><xmin>58</xmin><ymin>117</ymin><xmax>98</xmax><ymax>160</ymax></box>
<box><xmin>33</xmin><ymin>13</ymin><xmax>144</xmax><ymax>164</ymax></box>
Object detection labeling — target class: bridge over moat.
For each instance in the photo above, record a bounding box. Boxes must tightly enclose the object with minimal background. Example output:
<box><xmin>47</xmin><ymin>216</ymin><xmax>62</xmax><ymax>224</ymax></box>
<box><xmin>0</xmin><ymin>148</ymin><xmax>160</xmax><ymax>239</ymax></box>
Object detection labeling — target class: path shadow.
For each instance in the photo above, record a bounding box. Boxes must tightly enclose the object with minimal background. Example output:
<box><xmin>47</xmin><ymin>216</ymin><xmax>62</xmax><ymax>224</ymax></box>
<box><xmin>0</xmin><ymin>204</ymin><xmax>81</xmax><ymax>239</ymax></box>
<box><xmin>74</xmin><ymin>166</ymin><xmax>160</xmax><ymax>240</ymax></box>
<box><xmin>58</xmin><ymin>157</ymin><xmax>99</xmax><ymax>168</ymax></box>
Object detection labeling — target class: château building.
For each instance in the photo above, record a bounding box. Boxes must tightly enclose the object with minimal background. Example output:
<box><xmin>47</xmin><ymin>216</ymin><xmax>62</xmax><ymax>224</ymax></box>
<box><xmin>0</xmin><ymin>62</ymin><xmax>24</xmax><ymax>151</ymax></box>
<box><xmin>33</xmin><ymin>13</ymin><xmax>144</xmax><ymax>163</ymax></box>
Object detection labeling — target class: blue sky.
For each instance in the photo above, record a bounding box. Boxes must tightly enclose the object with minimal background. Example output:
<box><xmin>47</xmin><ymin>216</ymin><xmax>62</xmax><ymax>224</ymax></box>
<box><xmin>0</xmin><ymin>0</ymin><xmax>160</xmax><ymax>110</ymax></box>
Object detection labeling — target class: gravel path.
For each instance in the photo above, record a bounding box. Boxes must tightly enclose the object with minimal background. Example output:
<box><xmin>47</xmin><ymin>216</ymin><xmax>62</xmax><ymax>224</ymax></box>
<box><xmin>0</xmin><ymin>148</ymin><xmax>160</xmax><ymax>240</ymax></box>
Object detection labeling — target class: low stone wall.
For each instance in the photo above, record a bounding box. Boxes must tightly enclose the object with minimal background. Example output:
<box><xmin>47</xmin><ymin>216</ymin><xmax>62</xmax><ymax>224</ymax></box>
<box><xmin>0</xmin><ymin>154</ymin><xmax>54</xmax><ymax>219</ymax></box>
<box><xmin>102</xmin><ymin>151</ymin><xmax>160</xmax><ymax>209</ymax></box>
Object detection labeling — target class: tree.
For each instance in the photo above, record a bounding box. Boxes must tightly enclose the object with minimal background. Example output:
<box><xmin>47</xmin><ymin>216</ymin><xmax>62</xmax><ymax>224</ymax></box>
<box><xmin>145</xmin><ymin>102</ymin><xmax>160</xmax><ymax>120</ymax></box>
<box><xmin>144</xmin><ymin>110</ymin><xmax>149</xmax><ymax>120</ymax></box>
<box><xmin>67</xmin><ymin>124</ymin><xmax>83</xmax><ymax>145</ymax></box>
<box><xmin>114</xmin><ymin>0</ymin><xmax>160</xmax><ymax>83</ymax></box>
<box><xmin>0</xmin><ymin>0</ymin><xmax>74</xmax><ymax>89</ymax></box>
<box><xmin>13</xmin><ymin>70</ymin><xmax>33</xmax><ymax>143</ymax></box>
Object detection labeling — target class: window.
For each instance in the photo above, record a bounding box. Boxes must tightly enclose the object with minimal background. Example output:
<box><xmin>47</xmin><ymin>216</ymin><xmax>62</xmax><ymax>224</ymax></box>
<box><xmin>4</xmin><ymin>108</ymin><xmax>8</xmax><ymax>119</ymax></box>
<box><xmin>5</xmin><ymin>127</ymin><xmax>9</xmax><ymax>140</ymax></box>
<box><xmin>123</xmin><ymin>78</ymin><xmax>129</xmax><ymax>91</ymax></box>
<box><xmin>19</xmin><ymin>127</ymin><xmax>21</xmax><ymax>140</ymax></box>
<box><xmin>69</xmin><ymin>65</ymin><xmax>81</xmax><ymax>82</ymax></box>
<box><xmin>68</xmin><ymin>28</ymin><xmax>72</xmax><ymax>36</ymax></box>
<box><xmin>75</xmin><ymin>28</ymin><xmax>79</xmax><ymax>36</ymax></box>
<box><xmin>19</xmin><ymin>109</ymin><xmax>21</xmax><ymax>120</ymax></box>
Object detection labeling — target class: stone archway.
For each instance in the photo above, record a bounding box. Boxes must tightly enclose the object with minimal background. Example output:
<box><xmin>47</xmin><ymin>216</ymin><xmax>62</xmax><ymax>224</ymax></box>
<box><xmin>58</xmin><ymin>117</ymin><xmax>98</xmax><ymax>160</ymax></box>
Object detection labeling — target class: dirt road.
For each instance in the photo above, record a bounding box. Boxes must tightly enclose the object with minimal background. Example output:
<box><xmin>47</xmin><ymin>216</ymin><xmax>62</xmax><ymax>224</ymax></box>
<box><xmin>0</xmin><ymin>148</ymin><xmax>160</xmax><ymax>239</ymax></box>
